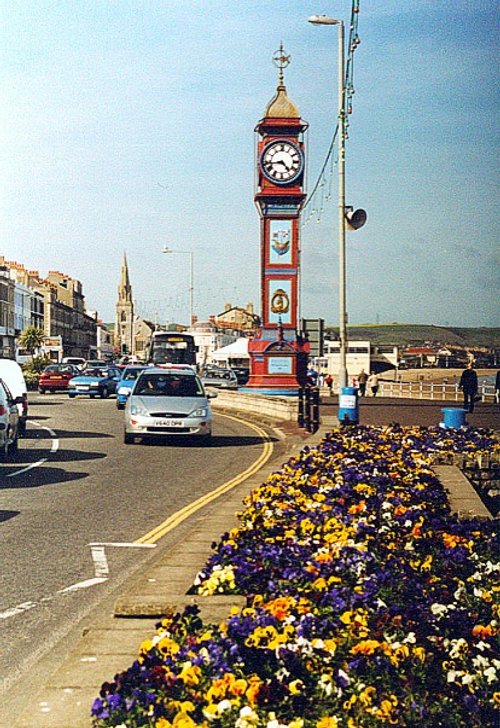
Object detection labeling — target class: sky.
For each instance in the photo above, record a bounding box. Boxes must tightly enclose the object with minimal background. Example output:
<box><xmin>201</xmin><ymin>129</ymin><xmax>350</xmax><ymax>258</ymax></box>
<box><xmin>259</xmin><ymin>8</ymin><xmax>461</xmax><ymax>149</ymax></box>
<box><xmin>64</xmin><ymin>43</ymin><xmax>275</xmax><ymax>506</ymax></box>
<box><xmin>2</xmin><ymin>1</ymin><xmax>499</xmax><ymax>328</ymax></box>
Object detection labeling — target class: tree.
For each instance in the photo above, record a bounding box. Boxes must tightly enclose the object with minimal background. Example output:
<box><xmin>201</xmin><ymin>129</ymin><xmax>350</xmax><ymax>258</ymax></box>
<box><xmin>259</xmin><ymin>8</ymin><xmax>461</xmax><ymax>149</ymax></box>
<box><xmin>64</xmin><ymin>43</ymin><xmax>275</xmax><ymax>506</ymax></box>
<box><xmin>18</xmin><ymin>326</ymin><xmax>45</xmax><ymax>355</ymax></box>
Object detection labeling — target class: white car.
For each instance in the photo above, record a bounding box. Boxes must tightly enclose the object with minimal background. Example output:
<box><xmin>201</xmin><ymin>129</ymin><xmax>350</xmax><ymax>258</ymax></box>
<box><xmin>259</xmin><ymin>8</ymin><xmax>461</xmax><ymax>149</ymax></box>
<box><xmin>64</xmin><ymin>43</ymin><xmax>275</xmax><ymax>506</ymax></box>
<box><xmin>124</xmin><ymin>367</ymin><xmax>216</xmax><ymax>444</ymax></box>
<box><xmin>0</xmin><ymin>378</ymin><xmax>20</xmax><ymax>458</ymax></box>
<box><xmin>0</xmin><ymin>359</ymin><xmax>28</xmax><ymax>434</ymax></box>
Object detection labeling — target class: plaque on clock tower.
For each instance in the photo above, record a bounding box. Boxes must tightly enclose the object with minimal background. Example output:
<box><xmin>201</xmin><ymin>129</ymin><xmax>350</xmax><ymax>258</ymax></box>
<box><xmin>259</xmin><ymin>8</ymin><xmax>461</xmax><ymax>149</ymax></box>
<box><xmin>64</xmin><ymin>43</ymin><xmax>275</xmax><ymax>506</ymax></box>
<box><xmin>244</xmin><ymin>44</ymin><xmax>310</xmax><ymax>395</ymax></box>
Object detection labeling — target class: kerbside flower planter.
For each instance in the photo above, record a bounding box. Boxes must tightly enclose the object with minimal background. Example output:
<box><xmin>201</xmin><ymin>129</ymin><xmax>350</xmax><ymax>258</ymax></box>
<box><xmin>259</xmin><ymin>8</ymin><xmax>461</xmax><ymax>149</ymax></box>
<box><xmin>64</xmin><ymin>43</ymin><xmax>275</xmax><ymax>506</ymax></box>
<box><xmin>92</xmin><ymin>425</ymin><xmax>499</xmax><ymax>728</ymax></box>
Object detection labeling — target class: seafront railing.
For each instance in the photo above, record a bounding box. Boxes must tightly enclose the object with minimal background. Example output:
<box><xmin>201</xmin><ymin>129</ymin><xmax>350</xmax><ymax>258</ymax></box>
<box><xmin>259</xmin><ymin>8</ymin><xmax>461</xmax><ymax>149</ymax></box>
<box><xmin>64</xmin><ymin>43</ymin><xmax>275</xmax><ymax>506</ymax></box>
<box><xmin>378</xmin><ymin>380</ymin><xmax>496</xmax><ymax>402</ymax></box>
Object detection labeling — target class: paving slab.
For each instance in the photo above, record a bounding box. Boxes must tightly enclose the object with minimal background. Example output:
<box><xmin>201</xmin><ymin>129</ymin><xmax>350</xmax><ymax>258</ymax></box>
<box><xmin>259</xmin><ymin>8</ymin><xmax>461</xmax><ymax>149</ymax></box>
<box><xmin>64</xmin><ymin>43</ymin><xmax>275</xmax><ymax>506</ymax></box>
<box><xmin>16</xmin><ymin>688</ymin><xmax>98</xmax><ymax>728</ymax></box>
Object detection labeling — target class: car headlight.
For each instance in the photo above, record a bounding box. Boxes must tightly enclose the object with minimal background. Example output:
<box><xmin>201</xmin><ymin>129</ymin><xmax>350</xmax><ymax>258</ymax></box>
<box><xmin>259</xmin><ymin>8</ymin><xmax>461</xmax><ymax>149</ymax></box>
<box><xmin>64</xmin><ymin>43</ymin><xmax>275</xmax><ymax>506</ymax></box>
<box><xmin>130</xmin><ymin>402</ymin><xmax>149</xmax><ymax>416</ymax></box>
<box><xmin>118</xmin><ymin>386</ymin><xmax>130</xmax><ymax>395</ymax></box>
<box><xmin>90</xmin><ymin>382</ymin><xmax>100</xmax><ymax>387</ymax></box>
<box><xmin>191</xmin><ymin>407</ymin><xmax>208</xmax><ymax>417</ymax></box>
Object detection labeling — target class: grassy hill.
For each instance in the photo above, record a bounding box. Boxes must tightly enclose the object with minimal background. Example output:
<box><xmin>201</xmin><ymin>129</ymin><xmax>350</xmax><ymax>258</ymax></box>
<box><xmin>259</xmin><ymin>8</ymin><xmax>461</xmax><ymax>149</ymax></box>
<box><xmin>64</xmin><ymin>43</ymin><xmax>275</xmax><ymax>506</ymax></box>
<box><xmin>324</xmin><ymin>324</ymin><xmax>500</xmax><ymax>349</ymax></box>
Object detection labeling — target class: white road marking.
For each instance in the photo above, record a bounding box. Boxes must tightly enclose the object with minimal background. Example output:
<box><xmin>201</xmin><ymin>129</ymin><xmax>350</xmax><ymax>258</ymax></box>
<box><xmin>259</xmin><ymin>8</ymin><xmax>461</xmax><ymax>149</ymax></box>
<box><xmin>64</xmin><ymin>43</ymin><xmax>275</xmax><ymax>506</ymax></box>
<box><xmin>0</xmin><ymin>542</ymin><xmax>157</xmax><ymax>622</ymax></box>
<box><xmin>58</xmin><ymin>577</ymin><xmax>108</xmax><ymax>593</ymax></box>
<box><xmin>90</xmin><ymin>546</ymin><xmax>110</xmax><ymax>577</ymax></box>
<box><xmin>0</xmin><ymin>601</ymin><xmax>38</xmax><ymax>620</ymax></box>
<box><xmin>6</xmin><ymin>422</ymin><xmax>59</xmax><ymax>478</ymax></box>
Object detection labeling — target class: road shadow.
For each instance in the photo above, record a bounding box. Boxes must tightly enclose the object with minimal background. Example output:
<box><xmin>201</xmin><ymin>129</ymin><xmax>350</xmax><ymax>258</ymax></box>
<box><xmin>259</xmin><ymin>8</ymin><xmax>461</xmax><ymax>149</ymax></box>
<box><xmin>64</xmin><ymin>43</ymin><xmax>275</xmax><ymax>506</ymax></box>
<box><xmin>0</xmin><ymin>510</ymin><xmax>20</xmax><ymax>523</ymax></box>
<box><xmin>130</xmin><ymin>434</ymin><xmax>277</xmax><ymax>448</ymax></box>
<box><xmin>0</xmin><ymin>467</ymin><xmax>89</xmax><ymax>489</ymax></box>
<box><xmin>5</xmin><ymin>448</ymin><xmax>106</xmax><ymax>464</ymax></box>
<box><xmin>38</xmin><ymin>428</ymin><xmax>114</xmax><ymax>439</ymax></box>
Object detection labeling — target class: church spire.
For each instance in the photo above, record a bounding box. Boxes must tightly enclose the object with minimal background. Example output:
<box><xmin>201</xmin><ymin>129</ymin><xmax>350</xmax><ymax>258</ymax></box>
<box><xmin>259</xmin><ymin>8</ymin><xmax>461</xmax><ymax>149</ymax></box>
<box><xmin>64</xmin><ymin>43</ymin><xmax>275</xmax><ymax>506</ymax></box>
<box><xmin>118</xmin><ymin>253</ymin><xmax>132</xmax><ymax>303</ymax></box>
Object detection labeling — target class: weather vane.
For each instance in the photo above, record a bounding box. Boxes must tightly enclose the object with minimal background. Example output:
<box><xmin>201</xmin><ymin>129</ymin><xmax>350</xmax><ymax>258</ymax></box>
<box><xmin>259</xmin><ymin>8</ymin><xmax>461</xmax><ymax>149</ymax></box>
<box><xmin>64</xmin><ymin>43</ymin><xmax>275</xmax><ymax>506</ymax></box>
<box><xmin>272</xmin><ymin>42</ymin><xmax>291</xmax><ymax>85</ymax></box>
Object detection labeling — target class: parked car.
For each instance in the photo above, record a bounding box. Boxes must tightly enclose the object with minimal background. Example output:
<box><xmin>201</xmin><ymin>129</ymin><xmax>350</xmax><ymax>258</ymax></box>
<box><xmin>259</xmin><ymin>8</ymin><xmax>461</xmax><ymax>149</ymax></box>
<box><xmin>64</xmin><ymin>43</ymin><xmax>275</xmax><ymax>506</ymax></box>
<box><xmin>62</xmin><ymin>357</ymin><xmax>85</xmax><ymax>369</ymax></box>
<box><xmin>124</xmin><ymin>367</ymin><xmax>216</xmax><ymax>444</ymax></box>
<box><xmin>0</xmin><ymin>359</ymin><xmax>28</xmax><ymax>434</ymax></box>
<box><xmin>231</xmin><ymin>367</ymin><xmax>250</xmax><ymax>385</ymax></box>
<box><xmin>84</xmin><ymin>359</ymin><xmax>107</xmax><ymax>369</ymax></box>
<box><xmin>115</xmin><ymin>365</ymin><xmax>148</xmax><ymax>409</ymax></box>
<box><xmin>68</xmin><ymin>366</ymin><xmax>121</xmax><ymax>398</ymax></box>
<box><xmin>199</xmin><ymin>366</ymin><xmax>238</xmax><ymax>390</ymax></box>
<box><xmin>38</xmin><ymin>363</ymin><xmax>80</xmax><ymax>393</ymax></box>
<box><xmin>0</xmin><ymin>377</ymin><xmax>20</xmax><ymax>458</ymax></box>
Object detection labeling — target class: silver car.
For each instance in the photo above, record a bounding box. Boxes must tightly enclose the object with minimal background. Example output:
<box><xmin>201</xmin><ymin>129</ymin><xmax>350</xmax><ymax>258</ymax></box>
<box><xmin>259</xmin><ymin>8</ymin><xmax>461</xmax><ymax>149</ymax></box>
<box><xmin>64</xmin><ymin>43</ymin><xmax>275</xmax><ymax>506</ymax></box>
<box><xmin>124</xmin><ymin>367</ymin><xmax>216</xmax><ymax>444</ymax></box>
<box><xmin>0</xmin><ymin>377</ymin><xmax>20</xmax><ymax>458</ymax></box>
<box><xmin>200</xmin><ymin>366</ymin><xmax>238</xmax><ymax>390</ymax></box>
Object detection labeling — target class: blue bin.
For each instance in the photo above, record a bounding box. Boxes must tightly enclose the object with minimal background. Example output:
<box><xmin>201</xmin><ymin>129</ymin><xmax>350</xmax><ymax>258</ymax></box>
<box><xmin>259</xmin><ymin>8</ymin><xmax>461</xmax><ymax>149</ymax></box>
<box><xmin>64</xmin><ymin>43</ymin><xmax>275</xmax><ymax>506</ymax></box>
<box><xmin>440</xmin><ymin>408</ymin><xmax>468</xmax><ymax>428</ymax></box>
<box><xmin>338</xmin><ymin>386</ymin><xmax>359</xmax><ymax>424</ymax></box>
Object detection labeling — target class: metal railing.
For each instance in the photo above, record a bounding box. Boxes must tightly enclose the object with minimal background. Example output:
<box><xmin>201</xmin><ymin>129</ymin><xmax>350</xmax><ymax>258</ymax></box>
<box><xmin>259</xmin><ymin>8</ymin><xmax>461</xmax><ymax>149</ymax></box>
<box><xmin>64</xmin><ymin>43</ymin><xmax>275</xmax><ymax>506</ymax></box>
<box><xmin>378</xmin><ymin>380</ymin><xmax>496</xmax><ymax>402</ymax></box>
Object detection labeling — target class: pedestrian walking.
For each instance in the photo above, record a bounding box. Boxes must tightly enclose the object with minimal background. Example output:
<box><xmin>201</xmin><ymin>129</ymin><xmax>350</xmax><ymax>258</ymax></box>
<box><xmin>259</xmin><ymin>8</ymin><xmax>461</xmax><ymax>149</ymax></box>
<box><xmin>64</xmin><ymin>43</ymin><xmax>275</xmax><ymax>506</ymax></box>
<box><xmin>367</xmin><ymin>372</ymin><xmax>379</xmax><ymax>397</ymax></box>
<box><xmin>325</xmin><ymin>374</ymin><xmax>334</xmax><ymax>396</ymax></box>
<box><xmin>358</xmin><ymin>369</ymin><xmax>368</xmax><ymax>396</ymax></box>
<box><xmin>459</xmin><ymin>362</ymin><xmax>478</xmax><ymax>413</ymax></box>
<box><xmin>495</xmin><ymin>370</ymin><xmax>500</xmax><ymax>404</ymax></box>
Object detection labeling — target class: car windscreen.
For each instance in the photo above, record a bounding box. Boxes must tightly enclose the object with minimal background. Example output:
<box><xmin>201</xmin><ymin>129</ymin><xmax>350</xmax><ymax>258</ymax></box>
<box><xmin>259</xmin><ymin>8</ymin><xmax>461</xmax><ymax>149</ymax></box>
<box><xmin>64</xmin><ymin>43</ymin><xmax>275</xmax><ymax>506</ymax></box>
<box><xmin>123</xmin><ymin>368</ymin><xmax>144</xmax><ymax>381</ymax></box>
<box><xmin>134</xmin><ymin>373</ymin><xmax>203</xmax><ymax>397</ymax></box>
<box><xmin>82</xmin><ymin>369</ymin><xmax>106</xmax><ymax>378</ymax></box>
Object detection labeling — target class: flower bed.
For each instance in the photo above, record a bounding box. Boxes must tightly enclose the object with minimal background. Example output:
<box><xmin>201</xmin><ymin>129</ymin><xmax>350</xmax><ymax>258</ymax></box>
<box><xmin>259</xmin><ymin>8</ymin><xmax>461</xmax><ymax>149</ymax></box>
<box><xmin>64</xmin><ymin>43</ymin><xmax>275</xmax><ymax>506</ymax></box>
<box><xmin>92</xmin><ymin>425</ymin><xmax>499</xmax><ymax>727</ymax></box>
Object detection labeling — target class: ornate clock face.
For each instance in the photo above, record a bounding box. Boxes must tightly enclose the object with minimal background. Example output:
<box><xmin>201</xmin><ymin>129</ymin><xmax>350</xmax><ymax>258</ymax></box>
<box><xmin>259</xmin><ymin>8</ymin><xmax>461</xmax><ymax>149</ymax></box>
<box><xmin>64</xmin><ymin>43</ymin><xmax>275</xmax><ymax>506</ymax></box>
<box><xmin>260</xmin><ymin>139</ymin><xmax>304</xmax><ymax>185</ymax></box>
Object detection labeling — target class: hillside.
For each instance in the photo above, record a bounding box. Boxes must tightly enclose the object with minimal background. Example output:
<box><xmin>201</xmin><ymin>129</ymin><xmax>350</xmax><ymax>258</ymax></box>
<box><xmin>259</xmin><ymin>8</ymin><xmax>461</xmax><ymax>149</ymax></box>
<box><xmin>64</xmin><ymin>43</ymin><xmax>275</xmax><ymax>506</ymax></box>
<box><xmin>324</xmin><ymin>324</ymin><xmax>500</xmax><ymax>349</ymax></box>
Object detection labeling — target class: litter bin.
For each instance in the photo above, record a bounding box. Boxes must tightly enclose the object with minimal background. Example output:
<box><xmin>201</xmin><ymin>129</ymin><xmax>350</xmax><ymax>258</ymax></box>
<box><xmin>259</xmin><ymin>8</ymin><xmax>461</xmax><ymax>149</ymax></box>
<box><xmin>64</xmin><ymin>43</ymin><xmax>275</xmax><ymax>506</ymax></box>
<box><xmin>338</xmin><ymin>386</ymin><xmax>359</xmax><ymax>424</ymax></box>
<box><xmin>440</xmin><ymin>408</ymin><xmax>468</xmax><ymax>429</ymax></box>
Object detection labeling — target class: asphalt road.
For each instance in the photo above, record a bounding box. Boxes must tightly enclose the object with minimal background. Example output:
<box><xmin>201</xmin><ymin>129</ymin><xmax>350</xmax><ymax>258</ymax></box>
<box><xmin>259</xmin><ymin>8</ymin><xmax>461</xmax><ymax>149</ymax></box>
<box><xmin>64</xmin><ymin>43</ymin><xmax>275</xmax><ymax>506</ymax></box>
<box><xmin>0</xmin><ymin>393</ymin><xmax>277</xmax><ymax>722</ymax></box>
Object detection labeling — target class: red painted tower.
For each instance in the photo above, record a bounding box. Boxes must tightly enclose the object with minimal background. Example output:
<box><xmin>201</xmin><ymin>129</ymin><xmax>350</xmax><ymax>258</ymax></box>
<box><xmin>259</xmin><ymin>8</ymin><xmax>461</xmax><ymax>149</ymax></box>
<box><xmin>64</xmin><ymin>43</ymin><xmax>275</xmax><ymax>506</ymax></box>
<box><xmin>245</xmin><ymin>45</ymin><xmax>309</xmax><ymax>395</ymax></box>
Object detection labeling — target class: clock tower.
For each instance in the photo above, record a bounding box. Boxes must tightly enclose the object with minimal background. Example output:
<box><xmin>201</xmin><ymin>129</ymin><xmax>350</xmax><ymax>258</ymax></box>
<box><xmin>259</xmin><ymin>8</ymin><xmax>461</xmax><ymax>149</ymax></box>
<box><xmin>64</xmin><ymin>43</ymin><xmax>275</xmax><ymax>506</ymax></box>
<box><xmin>245</xmin><ymin>45</ymin><xmax>309</xmax><ymax>394</ymax></box>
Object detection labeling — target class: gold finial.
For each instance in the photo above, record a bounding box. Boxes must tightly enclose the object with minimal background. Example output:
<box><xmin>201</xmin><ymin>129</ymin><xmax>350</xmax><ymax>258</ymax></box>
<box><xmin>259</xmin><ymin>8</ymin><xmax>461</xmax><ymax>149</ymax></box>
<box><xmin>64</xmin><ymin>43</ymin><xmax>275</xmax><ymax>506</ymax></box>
<box><xmin>272</xmin><ymin>42</ymin><xmax>291</xmax><ymax>86</ymax></box>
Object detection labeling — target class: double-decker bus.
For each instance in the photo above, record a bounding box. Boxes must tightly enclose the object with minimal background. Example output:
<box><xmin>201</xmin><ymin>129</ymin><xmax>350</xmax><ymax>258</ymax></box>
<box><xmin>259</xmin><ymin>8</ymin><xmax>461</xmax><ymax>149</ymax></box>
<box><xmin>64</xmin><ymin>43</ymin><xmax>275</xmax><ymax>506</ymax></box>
<box><xmin>145</xmin><ymin>331</ymin><xmax>197</xmax><ymax>368</ymax></box>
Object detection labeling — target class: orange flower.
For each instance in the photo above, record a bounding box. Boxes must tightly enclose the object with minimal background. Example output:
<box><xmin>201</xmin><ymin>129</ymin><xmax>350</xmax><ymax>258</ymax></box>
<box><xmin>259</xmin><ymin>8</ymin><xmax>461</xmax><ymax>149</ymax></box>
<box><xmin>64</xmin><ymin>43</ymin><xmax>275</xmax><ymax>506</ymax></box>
<box><xmin>351</xmin><ymin>639</ymin><xmax>380</xmax><ymax>655</ymax></box>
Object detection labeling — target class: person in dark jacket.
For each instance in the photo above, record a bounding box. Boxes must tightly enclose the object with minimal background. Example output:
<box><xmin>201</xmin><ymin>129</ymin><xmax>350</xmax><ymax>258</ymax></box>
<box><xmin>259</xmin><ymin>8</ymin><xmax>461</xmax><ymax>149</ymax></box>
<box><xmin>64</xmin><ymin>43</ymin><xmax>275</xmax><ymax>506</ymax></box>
<box><xmin>459</xmin><ymin>362</ymin><xmax>478</xmax><ymax>413</ymax></box>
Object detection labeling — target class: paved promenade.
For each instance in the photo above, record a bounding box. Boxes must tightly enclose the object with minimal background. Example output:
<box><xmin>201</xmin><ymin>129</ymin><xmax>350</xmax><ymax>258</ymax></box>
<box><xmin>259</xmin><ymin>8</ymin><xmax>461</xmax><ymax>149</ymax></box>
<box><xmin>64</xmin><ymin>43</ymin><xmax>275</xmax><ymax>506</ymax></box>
<box><xmin>12</xmin><ymin>397</ymin><xmax>499</xmax><ymax>727</ymax></box>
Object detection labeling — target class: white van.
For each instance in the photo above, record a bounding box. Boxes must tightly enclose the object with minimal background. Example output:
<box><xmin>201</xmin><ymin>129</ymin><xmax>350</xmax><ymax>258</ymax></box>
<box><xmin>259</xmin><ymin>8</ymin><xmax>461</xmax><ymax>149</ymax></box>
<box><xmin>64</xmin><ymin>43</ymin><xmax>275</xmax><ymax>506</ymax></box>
<box><xmin>0</xmin><ymin>359</ymin><xmax>28</xmax><ymax>434</ymax></box>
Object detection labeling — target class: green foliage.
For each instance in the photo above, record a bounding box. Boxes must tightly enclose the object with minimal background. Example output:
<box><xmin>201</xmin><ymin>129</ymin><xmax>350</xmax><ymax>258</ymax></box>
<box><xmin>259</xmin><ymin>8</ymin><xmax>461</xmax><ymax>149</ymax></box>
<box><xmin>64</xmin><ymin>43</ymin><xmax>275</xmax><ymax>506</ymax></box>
<box><xmin>23</xmin><ymin>354</ymin><xmax>51</xmax><ymax>375</ymax></box>
<box><xmin>18</xmin><ymin>325</ymin><xmax>45</xmax><ymax>354</ymax></box>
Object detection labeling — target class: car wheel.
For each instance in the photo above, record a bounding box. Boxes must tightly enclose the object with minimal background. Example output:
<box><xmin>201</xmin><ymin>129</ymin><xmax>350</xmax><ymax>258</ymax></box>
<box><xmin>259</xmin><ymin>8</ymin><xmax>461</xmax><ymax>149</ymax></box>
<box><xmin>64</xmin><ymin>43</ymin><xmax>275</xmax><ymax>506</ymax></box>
<box><xmin>100</xmin><ymin>387</ymin><xmax>109</xmax><ymax>399</ymax></box>
<box><xmin>18</xmin><ymin>419</ymin><xmax>26</xmax><ymax>436</ymax></box>
<box><xmin>8</xmin><ymin>432</ymin><xmax>18</xmax><ymax>454</ymax></box>
<box><xmin>116</xmin><ymin>402</ymin><xmax>124</xmax><ymax>410</ymax></box>
<box><xmin>68</xmin><ymin>393</ymin><xmax>76</xmax><ymax>399</ymax></box>
<box><xmin>38</xmin><ymin>388</ymin><xmax>45</xmax><ymax>394</ymax></box>
<box><xmin>124</xmin><ymin>432</ymin><xmax>135</xmax><ymax>444</ymax></box>
<box><xmin>0</xmin><ymin>434</ymin><xmax>8</xmax><ymax>459</ymax></box>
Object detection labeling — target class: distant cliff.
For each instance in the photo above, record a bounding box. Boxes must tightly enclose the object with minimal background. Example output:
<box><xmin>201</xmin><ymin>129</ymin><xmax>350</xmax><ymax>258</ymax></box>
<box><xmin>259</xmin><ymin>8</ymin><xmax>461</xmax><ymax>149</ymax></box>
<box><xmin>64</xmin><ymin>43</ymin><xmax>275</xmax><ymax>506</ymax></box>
<box><xmin>325</xmin><ymin>324</ymin><xmax>500</xmax><ymax>349</ymax></box>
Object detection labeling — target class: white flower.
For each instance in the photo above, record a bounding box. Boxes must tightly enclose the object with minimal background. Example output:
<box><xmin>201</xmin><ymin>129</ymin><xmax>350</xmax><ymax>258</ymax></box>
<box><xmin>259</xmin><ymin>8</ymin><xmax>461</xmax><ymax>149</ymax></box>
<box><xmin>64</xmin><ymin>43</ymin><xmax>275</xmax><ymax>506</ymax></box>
<box><xmin>484</xmin><ymin>666</ymin><xmax>497</xmax><ymax>683</ymax></box>
<box><xmin>430</xmin><ymin>603</ymin><xmax>448</xmax><ymax>617</ymax></box>
<box><xmin>403</xmin><ymin>631</ymin><xmax>416</xmax><ymax>644</ymax></box>
<box><xmin>218</xmin><ymin>699</ymin><xmax>232</xmax><ymax>713</ymax></box>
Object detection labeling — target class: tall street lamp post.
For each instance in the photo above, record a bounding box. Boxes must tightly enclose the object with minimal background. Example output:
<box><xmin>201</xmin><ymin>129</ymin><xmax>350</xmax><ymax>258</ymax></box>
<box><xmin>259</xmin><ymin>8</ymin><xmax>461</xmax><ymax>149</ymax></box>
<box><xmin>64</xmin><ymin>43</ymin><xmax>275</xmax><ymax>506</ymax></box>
<box><xmin>162</xmin><ymin>246</ymin><xmax>194</xmax><ymax>327</ymax></box>
<box><xmin>308</xmin><ymin>14</ymin><xmax>348</xmax><ymax>389</ymax></box>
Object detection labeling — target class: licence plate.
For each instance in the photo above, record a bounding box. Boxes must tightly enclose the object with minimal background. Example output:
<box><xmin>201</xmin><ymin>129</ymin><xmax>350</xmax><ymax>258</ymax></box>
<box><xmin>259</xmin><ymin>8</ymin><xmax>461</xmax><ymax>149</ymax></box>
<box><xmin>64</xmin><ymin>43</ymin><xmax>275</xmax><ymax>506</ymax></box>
<box><xmin>77</xmin><ymin>386</ymin><xmax>90</xmax><ymax>391</ymax></box>
<box><xmin>49</xmin><ymin>376</ymin><xmax>62</xmax><ymax>380</ymax></box>
<box><xmin>154</xmin><ymin>419</ymin><xmax>183</xmax><ymax>427</ymax></box>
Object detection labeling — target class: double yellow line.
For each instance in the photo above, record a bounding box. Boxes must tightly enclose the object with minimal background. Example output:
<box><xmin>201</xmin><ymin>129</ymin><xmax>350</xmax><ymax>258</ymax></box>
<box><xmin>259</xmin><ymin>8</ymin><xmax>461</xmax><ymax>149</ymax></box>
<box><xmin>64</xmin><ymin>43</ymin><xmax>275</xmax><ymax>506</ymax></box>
<box><xmin>135</xmin><ymin>414</ymin><xmax>274</xmax><ymax>545</ymax></box>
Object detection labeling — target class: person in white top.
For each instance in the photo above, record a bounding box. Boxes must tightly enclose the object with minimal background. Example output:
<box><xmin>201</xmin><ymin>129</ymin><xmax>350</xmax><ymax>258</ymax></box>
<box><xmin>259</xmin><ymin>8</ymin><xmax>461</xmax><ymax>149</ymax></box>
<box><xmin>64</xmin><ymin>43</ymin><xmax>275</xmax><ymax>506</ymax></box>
<box><xmin>367</xmin><ymin>372</ymin><xmax>379</xmax><ymax>397</ymax></box>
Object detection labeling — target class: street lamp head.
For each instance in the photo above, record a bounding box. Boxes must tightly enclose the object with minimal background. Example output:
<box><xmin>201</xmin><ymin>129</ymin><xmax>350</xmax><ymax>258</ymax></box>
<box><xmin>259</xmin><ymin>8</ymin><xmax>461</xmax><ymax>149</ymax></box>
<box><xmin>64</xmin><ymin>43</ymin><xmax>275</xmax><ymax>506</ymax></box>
<box><xmin>308</xmin><ymin>14</ymin><xmax>341</xmax><ymax>25</ymax></box>
<box><xmin>162</xmin><ymin>246</ymin><xmax>172</xmax><ymax>254</ymax></box>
